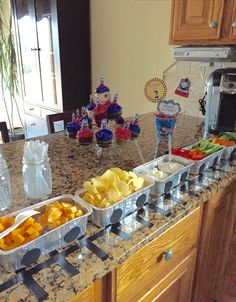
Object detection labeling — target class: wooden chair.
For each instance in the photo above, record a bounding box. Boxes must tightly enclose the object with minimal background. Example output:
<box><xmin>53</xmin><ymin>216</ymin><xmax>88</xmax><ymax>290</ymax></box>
<box><xmin>46</xmin><ymin>111</ymin><xmax>73</xmax><ymax>134</ymax></box>
<box><xmin>0</xmin><ymin>122</ymin><xmax>10</xmax><ymax>143</ymax></box>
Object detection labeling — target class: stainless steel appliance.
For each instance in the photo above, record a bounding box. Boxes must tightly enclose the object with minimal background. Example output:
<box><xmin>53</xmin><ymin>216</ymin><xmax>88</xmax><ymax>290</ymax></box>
<box><xmin>205</xmin><ymin>68</ymin><xmax>236</xmax><ymax>135</ymax></box>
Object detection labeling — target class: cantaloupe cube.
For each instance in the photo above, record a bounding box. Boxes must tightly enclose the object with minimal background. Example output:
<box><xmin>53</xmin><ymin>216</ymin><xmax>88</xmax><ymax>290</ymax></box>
<box><xmin>0</xmin><ymin>223</ymin><xmax>4</xmax><ymax>233</ymax></box>
<box><xmin>75</xmin><ymin>210</ymin><xmax>83</xmax><ymax>217</ymax></box>
<box><xmin>1</xmin><ymin>217</ymin><xmax>15</xmax><ymax>228</ymax></box>
<box><xmin>66</xmin><ymin>213</ymin><xmax>75</xmax><ymax>220</ymax></box>
<box><xmin>59</xmin><ymin>216</ymin><xmax>68</xmax><ymax>225</ymax></box>
<box><xmin>29</xmin><ymin>231</ymin><xmax>39</xmax><ymax>240</ymax></box>
<box><xmin>12</xmin><ymin>234</ymin><xmax>25</xmax><ymax>245</ymax></box>
<box><xmin>53</xmin><ymin>200</ymin><xmax>63</xmax><ymax>210</ymax></box>
<box><xmin>63</xmin><ymin>206</ymin><xmax>77</xmax><ymax>215</ymax></box>
<box><xmin>33</xmin><ymin>222</ymin><xmax>43</xmax><ymax>232</ymax></box>
<box><xmin>47</xmin><ymin>207</ymin><xmax>62</xmax><ymax>223</ymax></box>
<box><xmin>26</xmin><ymin>226</ymin><xmax>37</xmax><ymax>236</ymax></box>
<box><xmin>21</xmin><ymin>217</ymin><xmax>35</xmax><ymax>230</ymax></box>
<box><xmin>11</xmin><ymin>227</ymin><xmax>24</xmax><ymax>236</ymax></box>
<box><xmin>38</xmin><ymin>214</ymin><xmax>47</xmax><ymax>226</ymax></box>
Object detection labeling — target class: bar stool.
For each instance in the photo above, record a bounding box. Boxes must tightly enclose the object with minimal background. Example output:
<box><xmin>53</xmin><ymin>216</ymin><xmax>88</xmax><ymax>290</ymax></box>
<box><xmin>46</xmin><ymin>112</ymin><xmax>73</xmax><ymax>134</ymax></box>
<box><xmin>0</xmin><ymin>122</ymin><xmax>10</xmax><ymax>143</ymax></box>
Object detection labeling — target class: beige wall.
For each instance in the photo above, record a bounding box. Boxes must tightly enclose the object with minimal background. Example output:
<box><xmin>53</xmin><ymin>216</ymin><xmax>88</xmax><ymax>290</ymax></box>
<box><xmin>90</xmin><ymin>0</ymin><xmax>174</xmax><ymax>118</ymax></box>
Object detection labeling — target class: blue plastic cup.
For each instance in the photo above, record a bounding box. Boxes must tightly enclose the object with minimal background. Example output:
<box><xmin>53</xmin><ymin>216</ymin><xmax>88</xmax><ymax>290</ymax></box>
<box><xmin>156</xmin><ymin>117</ymin><xmax>177</xmax><ymax>139</ymax></box>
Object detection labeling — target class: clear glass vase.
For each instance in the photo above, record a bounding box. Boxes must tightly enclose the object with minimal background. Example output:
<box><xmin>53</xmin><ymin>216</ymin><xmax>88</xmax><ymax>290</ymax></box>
<box><xmin>22</xmin><ymin>157</ymin><xmax>52</xmax><ymax>200</ymax></box>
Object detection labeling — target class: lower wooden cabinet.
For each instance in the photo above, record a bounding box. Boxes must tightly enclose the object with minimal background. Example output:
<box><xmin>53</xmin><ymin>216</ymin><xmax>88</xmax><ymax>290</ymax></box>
<box><xmin>69</xmin><ymin>278</ymin><xmax>103</xmax><ymax>302</ymax></box>
<box><xmin>192</xmin><ymin>181</ymin><xmax>236</xmax><ymax>302</ymax></box>
<box><xmin>138</xmin><ymin>249</ymin><xmax>197</xmax><ymax>302</ymax></box>
<box><xmin>115</xmin><ymin>207</ymin><xmax>202</xmax><ymax>302</ymax></box>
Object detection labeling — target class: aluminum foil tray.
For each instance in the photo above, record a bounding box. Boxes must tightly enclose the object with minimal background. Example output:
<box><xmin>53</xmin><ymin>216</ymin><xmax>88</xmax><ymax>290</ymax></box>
<box><xmin>184</xmin><ymin>145</ymin><xmax>224</xmax><ymax>175</ymax></box>
<box><xmin>133</xmin><ymin>154</ymin><xmax>194</xmax><ymax>196</ymax></box>
<box><xmin>0</xmin><ymin>194</ymin><xmax>92</xmax><ymax>272</ymax></box>
<box><xmin>221</xmin><ymin>144</ymin><xmax>236</xmax><ymax>161</ymax></box>
<box><xmin>76</xmin><ymin>179</ymin><xmax>154</xmax><ymax>227</ymax></box>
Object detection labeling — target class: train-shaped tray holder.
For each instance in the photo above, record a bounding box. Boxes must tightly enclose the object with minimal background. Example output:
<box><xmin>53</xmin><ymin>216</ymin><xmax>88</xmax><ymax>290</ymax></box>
<box><xmin>76</xmin><ymin>178</ymin><xmax>154</xmax><ymax>227</ymax></box>
<box><xmin>0</xmin><ymin>195</ymin><xmax>92</xmax><ymax>272</ymax></box>
<box><xmin>133</xmin><ymin>154</ymin><xmax>194</xmax><ymax>196</ymax></box>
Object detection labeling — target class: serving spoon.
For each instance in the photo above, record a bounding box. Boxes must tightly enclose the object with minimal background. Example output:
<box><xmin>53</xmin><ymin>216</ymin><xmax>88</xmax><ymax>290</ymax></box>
<box><xmin>0</xmin><ymin>209</ymin><xmax>40</xmax><ymax>239</ymax></box>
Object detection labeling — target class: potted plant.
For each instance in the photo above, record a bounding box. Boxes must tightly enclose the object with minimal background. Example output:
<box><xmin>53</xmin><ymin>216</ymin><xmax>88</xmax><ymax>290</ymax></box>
<box><xmin>0</xmin><ymin>0</ymin><xmax>24</xmax><ymax>141</ymax></box>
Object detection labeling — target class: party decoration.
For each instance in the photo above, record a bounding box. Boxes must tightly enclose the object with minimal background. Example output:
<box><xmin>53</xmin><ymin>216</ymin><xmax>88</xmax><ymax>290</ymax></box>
<box><xmin>144</xmin><ymin>78</ymin><xmax>167</xmax><ymax>103</ymax></box>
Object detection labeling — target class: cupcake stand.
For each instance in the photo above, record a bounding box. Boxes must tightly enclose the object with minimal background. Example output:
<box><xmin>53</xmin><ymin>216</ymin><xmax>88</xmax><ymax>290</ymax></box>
<box><xmin>66</xmin><ymin>77</ymin><xmax>145</xmax><ymax>164</ymax></box>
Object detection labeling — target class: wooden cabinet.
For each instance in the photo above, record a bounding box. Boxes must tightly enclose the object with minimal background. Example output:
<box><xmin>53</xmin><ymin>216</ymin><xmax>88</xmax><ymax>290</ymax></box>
<box><xmin>69</xmin><ymin>278</ymin><xmax>104</xmax><ymax>302</ymax></box>
<box><xmin>170</xmin><ymin>0</ymin><xmax>236</xmax><ymax>45</ymax></box>
<box><xmin>192</xmin><ymin>181</ymin><xmax>236</xmax><ymax>302</ymax></box>
<box><xmin>112</xmin><ymin>207</ymin><xmax>202</xmax><ymax>302</ymax></box>
<box><xmin>138</xmin><ymin>249</ymin><xmax>197</xmax><ymax>302</ymax></box>
<box><xmin>13</xmin><ymin>0</ymin><xmax>91</xmax><ymax>138</ymax></box>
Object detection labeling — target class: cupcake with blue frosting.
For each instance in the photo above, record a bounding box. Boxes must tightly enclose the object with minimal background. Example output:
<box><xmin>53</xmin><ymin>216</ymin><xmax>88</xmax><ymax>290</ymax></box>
<box><xmin>87</xmin><ymin>94</ymin><xmax>96</xmax><ymax>112</ymax></box>
<box><xmin>108</xmin><ymin>93</ymin><xmax>122</xmax><ymax>120</ymax></box>
<box><xmin>95</xmin><ymin>119</ymin><xmax>113</xmax><ymax>147</ymax></box>
<box><xmin>66</xmin><ymin>112</ymin><xmax>81</xmax><ymax>138</ymax></box>
<box><xmin>95</xmin><ymin>76</ymin><xmax>110</xmax><ymax>103</ymax></box>
<box><xmin>129</xmin><ymin>114</ymin><xmax>141</xmax><ymax>139</ymax></box>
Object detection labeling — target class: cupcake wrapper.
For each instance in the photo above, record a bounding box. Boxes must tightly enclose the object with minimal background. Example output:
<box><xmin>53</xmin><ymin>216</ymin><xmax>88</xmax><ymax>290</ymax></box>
<box><xmin>97</xmin><ymin>139</ymin><xmax>112</xmax><ymax>148</ymax></box>
<box><xmin>67</xmin><ymin>131</ymin><xmax>77</xmax><ymax>139</ymax></box>
<box><xmin>108</xmin><ymin>111</ymin><xmax>122</xmax><ymax>120</ymax></box>
<box><xmin>78</xmin><ymin>137</ymin><xmax>93</xmax><ymax>145</ymax></box>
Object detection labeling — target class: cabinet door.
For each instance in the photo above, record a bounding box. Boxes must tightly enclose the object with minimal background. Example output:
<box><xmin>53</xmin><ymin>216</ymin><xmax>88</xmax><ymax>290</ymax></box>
<box><xmin>192</xmin><ymin>181</ymin><xmax>236</xmax><ymax>302</ymax></box>
<box><xmin>140</xmin><ymin>249</ymin><xmax>197</xmax><ymax>302</ymax></box>
<box><xmin>69</xmin><ymin>278</ymin><xmax>103</xmax><ymax>302</ymax></box>
<box><xmin>116</xmin><ymin>208</ymin><xmax>201</xmax><ymax>302</ymax></box>
<box><xmin>170</xmin><ymin>0</ymin><xmax>224</xmax><ymax>44</ymax></box>
<box><xmin>229</xmin><ymin>1</ymin><xmax>236</xmax><ymax>41</ymax></box>
<box><xmin>14</xmin><ymin>0</ymin><xmax>60</xmax><ymax>109</ymax></box>
<box><xmin>215</xmin><ymin>183</ymin><xmax>236</xmax><ymax>302</ymax></box>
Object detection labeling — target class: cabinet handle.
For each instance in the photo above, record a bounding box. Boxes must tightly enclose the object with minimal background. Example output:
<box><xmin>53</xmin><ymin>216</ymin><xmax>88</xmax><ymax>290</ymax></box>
<box><xmin>30</xmin><ymin>48</ymin><xmax>41</xmax><ymax>51</ymax></box>
<box><xmin>232</xmin><ymin>21</ymin><xmax>236</xmax><ymax>28</ymax></box>
<box><xmin>30</xmin><ymin>123</ymin><xmax>36</xmax><ymax>126</ymax></box>
<box><xmin>164</xmin><ymin>250</ymin><xmax>173</xmax><ymax>261</ymax></box>
<box><xmin>209</xmin><ymin>21</ymin><xmax>217</xmax><ymax>29</ymax></box>
<box><xmin>29</xmin><ymin>108</ymin><xmax>34</xmax><ymax>111</ymax></box>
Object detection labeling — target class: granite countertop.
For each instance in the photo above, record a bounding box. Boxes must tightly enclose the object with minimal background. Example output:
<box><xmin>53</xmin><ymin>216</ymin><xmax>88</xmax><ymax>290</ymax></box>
<box><xmin>0</xmin><ymin>113</ymin><xmax>235</xmax><ymax>302</ymax></box>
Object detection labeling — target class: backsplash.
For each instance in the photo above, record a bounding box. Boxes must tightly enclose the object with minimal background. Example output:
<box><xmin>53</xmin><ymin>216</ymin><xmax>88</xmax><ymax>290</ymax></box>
<box><xmin>163</xmin><ymin>61</ymin><xmax>236</xmax><ymax>125</ymax></box>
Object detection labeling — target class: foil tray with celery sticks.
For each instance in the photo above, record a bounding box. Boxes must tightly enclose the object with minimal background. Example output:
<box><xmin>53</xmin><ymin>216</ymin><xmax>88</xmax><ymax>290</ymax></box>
<box><xmin>133</xmin><ymin>154</ymin><xmax>194</xmax><ymax>196</ymax></box>
<box><xmin>75</xmin><ymin>168</ymin><xmax>154</xmax><ymax>227</ymax></box>
<box><xmin>0</xmin><ymin>195</ymin><xmax>92</xmax><ymax>272</ymax></box>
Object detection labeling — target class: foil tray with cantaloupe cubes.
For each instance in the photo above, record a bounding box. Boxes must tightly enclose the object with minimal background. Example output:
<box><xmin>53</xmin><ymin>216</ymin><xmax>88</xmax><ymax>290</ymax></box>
<box><xmin>0</xmin><ymin>198</ymin><xmax>85</xmax><ymax>251</ymax></box>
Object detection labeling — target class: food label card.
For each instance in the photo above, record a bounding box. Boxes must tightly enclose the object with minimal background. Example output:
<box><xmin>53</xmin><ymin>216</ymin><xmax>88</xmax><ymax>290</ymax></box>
<box><xmin>157</xmin><ymin>100</ymin><xmax>181</xmax><ymax>116</ymax></box>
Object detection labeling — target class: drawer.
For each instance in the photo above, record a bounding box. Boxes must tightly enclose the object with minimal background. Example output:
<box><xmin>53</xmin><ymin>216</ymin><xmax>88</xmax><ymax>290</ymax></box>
<box><xmin>117</xmin><ymin>207</ymin><xmax>202</xmax><ymax>302</ymax></box>
<box><xmin>24</xmin><ymin>103</ymin><xmax>41</xmax><ymax>117</ymax></box>
<box><xmin>24</xmin><ymin>114</ymin><xmax>48</xmax><ymax>138</ymax></box>
<box><xmin>40</xmin><ymin>108</ymin><xmax>60</xmax><ymax>118</ymax></box>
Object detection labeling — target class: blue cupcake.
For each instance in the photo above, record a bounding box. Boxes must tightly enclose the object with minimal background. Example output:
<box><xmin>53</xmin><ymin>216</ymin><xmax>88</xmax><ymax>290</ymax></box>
<box><xmin>108</xmin><ymin>93</ymin><xmax>122</xmax><ymax>120</ymax></box>
<box><xmin>87</xmin><ymin>94</ymin><xmax>96</xmax><ymax>111</ymax></box>
<box><xmin>129</xmin><ymin>114</ymin><xmax>140</xmax><ymax>139</ymax></box>
<box><xmin>66</xmin><ymin>122</ymin><xmax>81</xmax><ymax>138</ymax></box>
<box><xmin>95</xmin><ymin>120</ymin><xmax>113</xmax><ymax>147</ymax></box>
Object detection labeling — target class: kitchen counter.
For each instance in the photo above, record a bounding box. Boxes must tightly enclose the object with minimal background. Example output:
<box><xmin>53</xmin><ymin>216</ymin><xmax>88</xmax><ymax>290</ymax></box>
<box><xmin>0</xmin><ymin>113</ymin><xmax>236</xmax><ymax>302</ymax></box>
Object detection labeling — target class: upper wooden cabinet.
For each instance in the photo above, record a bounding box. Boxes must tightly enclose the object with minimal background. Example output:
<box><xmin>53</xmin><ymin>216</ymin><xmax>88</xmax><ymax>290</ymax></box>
<box><xmin>170</xmin><ymin>0</ymin><xmax>236</xmax><ymax>45</ymax></box>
